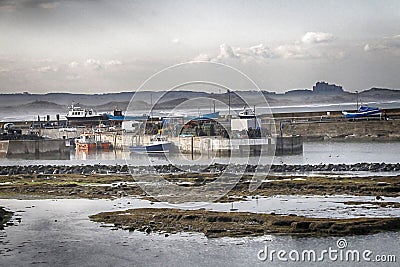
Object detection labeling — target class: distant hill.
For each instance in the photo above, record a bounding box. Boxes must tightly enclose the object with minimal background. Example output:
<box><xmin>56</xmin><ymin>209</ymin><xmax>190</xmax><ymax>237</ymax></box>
<box><xmin>10</xmin><ymin>100</ymin><xmax>66</xmax><ymax>110</ymax></box>
<box><xmin>359</xmin><ymin>88</ymin><xmax>400</xmax><ymax>100</ymax></box>
<box><xmin>154</xmin><ymin>98</ymin><xmax>189</xmax><ymax>109</ymax></box>
<box><xmin>0</xmin><ymin>83</ymin><xmax>399</xmax><ymax>112</ymax></box>
<box><xmin>93</xmin><ymin>101</ymin><xmax>149</xmax><ymax>112</ymax></box>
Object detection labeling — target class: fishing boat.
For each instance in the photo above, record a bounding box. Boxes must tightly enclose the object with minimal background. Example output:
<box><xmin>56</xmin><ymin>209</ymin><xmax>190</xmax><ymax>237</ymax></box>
<box><xmin>186</xmin><ymin>111</ymin><xmax>220</xmax><ymax>121</ymax></box>
<box><xmin>66</xmin><ymin>103</ymin><xmax>106</xmax><ymax>125</ymax></box>
<box><xmin>342</xmin><ymin>106</ymin><xmax>382</xmax><ymax>119</ymax></box>
<box><xmin>238</xmin><ymin>107</ymin><xmax>256</xmax><ymax>119</ymax></box>
<box><xmin>74</xmin><ymin>133</ymin><xmax>112</xmax><ymax>150</ymax></box>
<box><xmin>130</xmin><ymin>135</ymin><xmax>171</xmax><ymax>153</ymax></box>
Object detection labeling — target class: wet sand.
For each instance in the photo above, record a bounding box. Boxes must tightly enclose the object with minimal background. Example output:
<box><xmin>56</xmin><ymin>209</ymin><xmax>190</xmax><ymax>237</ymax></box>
<box><xmin>1</xmin><ymin>169</ymin><xmax>400</xmax><ymax>238</ymax></box>
<box><xmin>90</xmin><ymin>208</ymin><xmax>400</xmax><ymax>238</ymax></box>
<box><xmin>0</xmin><ymin>172</ymin><xmax>399</xmax><ymax>200</ymax></box>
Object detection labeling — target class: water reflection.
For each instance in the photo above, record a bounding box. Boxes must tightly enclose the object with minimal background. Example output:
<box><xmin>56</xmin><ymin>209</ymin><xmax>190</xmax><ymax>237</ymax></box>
<box><xmin>0</xmin><ymin>141</ymin><xmax>400</xmax><ymax>166</ymax></box>
<box><xmin>0</xmin><ymin>197</ymin><xmax>399</xmax><ymax>266</ymax></box>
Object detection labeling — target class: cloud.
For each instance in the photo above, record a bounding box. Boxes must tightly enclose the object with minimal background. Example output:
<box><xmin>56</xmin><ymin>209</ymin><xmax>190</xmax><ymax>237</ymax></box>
<box><xmin>68</xmin><ymin>61</ymin><xmax>80</xmax><ymax>68</ymax></box>
<box><xmin>203</xmin><ymin>43</ymin><xmax>275</xmax><ymax>62</ymax></box>
<box><xmin>301</xmin><ymin>32</ymin><xmax>334</xmax><ymax>44</ymax></box>
<box><xmin>216</xmin><ymin>44</ymin><xmax>240</xmax><ymax>60</ymax></box>
<box><xmin>171</xmin><ymin>38</ymin><xmax>180</xmax><ymax>44</ymax></box>
<box><xmin>195</xmin><ymin>32</ymin><xmax>337</xmax><ymax>63</ymax></box>
<box><xmin>38</xmin><ymin>1</ymin><xmax>59</xmax><ymax>9</ymax></box>
<box><xmin>84</xmin><ymin>59</ymin><xmax>102</xmax><ymax>70</ymax></box>
<box><xmin>69</xmin><ymin>59</ymin><xmax>122</xmax><ymax>70</ymax></box>
<box><xmin>104</xmin><ymin>60</ymin><xmax>122</xmax><ymax>67</ymax></box>
<box><xmin>66</xmin><ymin>74</ymin><xmax>80</xmax><ymax>80</ymax></box>
<box><xmin>275</xmin><ymin>43</ymin><xmax>310</xmax><ymax>59</ymax></box>
<box><xmin>35</xmin><ymin>66</ymin><xmax>58</xmax><ymax>72</ymax></box>
<box><xmin>0</xmin><ymin>0</ymin><xmax>61</xmax><ymax>10</ymax></box>
<box><xmin>364</xmin><ymin>34</ymin><xmax>400</xmax><ymax>52</ymax></box>
<box><xmin>246</xmin><ymin>44</ymin><xmax>275</xmax><ymax>58</ymax></box>
<box><xmin>0</xmin><ymin>67</ymin><xmax>10</xmax><ymax>73</ymax></box>
<box><xmin>193</xmin><ymin>53</ymin><xmax>212</xmax><ymax>61</ymax></box>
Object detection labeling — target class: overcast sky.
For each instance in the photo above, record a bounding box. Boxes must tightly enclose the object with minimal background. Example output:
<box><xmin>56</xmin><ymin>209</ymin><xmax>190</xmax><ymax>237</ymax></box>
<box><xmin>0</xmin><ymin>0</ymin><xmax>399</xmax><ymax>93</ymax></box>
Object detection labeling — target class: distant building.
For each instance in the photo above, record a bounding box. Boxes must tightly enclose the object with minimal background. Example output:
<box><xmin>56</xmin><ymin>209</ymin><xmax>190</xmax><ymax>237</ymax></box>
<box><xmin>312</xmin><ymin>82</ymin><xmax>344</xmax><ymax>95</ymax></box>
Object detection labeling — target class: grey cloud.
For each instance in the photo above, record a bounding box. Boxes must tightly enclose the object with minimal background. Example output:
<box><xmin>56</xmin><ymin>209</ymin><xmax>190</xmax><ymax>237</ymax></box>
<box><xmin>0</xmin><ymin>0</ymin><xmax>101</xmax><ymax>10</ymax></box>
<box><xmin>34</xmin><ymin>66</ymin><xmax>58</xmax><ymax>72</ymax></box>
<box><xmin>0</xmin><ymin>0</ymin><xmax>59</xmax><ymax>9</ymax></box>
<box><xmin>198</xmin><ymin>32</ymin><xmax>336</xmax><ymax>62</ymax></box>
<box><xmin>73</xmin><ymin>59</ymin><xmax>123</xmax><ymax>70</ymax></box>
<box><xmin>301</xmin><ymin>32</ymin><xmax>334</xmax><ymax>44</ymax></box>
<box><xmin>364</xmin><ymin>35</ymin><xmax>400</xmax><ymax>52</ymax></box>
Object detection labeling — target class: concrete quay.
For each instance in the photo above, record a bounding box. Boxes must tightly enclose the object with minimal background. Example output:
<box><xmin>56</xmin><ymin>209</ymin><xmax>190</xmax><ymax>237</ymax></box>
<box><xmin>0</xmin><ymin>139</ymin><xmax>69</xmax><ymax>158</ymax></box>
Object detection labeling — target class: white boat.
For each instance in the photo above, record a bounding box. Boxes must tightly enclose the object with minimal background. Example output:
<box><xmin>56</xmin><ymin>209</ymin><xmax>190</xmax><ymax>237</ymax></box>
<box><xmin>238</xmin><ymin>106</ymin><xmax>256</xmax><ymax>119</ymax></box>
<box><xmin>66</xmin><ymin>103</ymin><xmax>105</xmax><ymax>125</ymax></box>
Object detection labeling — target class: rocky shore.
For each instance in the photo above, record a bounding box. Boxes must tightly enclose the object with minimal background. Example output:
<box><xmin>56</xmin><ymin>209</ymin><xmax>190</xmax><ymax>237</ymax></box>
<box><xmin>0</xmin><ymin>207</ymin><xmax>12</xmax><ymax>230</ymax></box>
<box><xmin>1</xmin><ymin>163</ymin><xmax>400</xmax><ymax>239</ymax></box>
<box><xmin>90</xmin><ymin>208</ymin><xmax>400</xmax><ymax>238</ymax></box>
<box><xmin>0</xmin><ymin>172</ymin><xmax>399</xmax><ymax>200</ymax></box>
<box><xmin>1</xmin><ymin>162</ymin><xmax>400</xmax><ymax>175</ymax></box>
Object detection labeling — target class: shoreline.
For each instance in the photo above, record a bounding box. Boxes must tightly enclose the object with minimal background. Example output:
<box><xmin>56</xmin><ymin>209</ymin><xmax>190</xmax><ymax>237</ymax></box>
<box><xmin>0</xmin><ymin>207</ymin><xmax>13</xmax><ymax>230</ymax></box>
<box><xmin>1</xmin><ymin>162</ymin><xmax>400</xmax><ymax>175</ymax></box>
<box><xmin>0</xmin><ymin>172</ymin><xmax>399</xmax><ymax>200</ymax></box>
<box><xmin>1</xmin><ymin>164</ymin><xmax>399</xmax><ymax>238</ymax></box>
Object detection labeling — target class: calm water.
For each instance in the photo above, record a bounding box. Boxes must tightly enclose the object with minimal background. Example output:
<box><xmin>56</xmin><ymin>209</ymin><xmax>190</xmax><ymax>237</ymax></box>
<box><xmin>0</xmin><ymin>197</ymin><xmax>399</xmax><ymax>266</ymax></box>
<box><xmin>1</xmin><ymin>140</ymin><xmax>400</xmax><ymax>266</ymax></box>
<box><xmin>1</xmin><ymin>141</ymin><xmax>399</xmax><ymax>166</ymax></box>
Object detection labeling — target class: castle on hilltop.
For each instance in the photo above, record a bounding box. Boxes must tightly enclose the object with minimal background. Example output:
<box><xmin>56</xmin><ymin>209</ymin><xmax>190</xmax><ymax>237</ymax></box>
<box><xmin>312</xmin><ymin>82</ymin><xmax>344</xmax><ymax>95</ymax></box>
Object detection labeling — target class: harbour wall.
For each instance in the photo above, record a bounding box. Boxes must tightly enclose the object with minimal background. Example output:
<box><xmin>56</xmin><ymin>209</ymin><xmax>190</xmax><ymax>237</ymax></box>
<box><xmin>174</xmin><ymin>136</ymin><xmax>302</xmax><ymax>156</ymax></box>
<box><xmin>281</xmin><ymin>119</ymin><xmax>400</xmax><ymax>140</ymax></box>
<box><xmin>0</xmin><ymin>139</ymin><xmax>69</xmax><ymax>158</ymax></box>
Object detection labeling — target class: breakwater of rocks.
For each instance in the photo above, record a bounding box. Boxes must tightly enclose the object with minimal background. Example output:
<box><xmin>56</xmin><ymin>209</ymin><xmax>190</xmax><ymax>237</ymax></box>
<box><xmin>1</xmin><ymin>162</ymin><xmax>400</xmax><ymax>175</ymax></box>
<box><xmin>0</xmin><ymin>207</ymin><xmax>13</xmax><ymax>230</ymax></box>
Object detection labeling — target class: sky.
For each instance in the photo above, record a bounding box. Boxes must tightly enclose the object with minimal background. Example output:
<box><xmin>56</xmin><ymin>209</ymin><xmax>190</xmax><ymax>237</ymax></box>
<box><xmin>0</xmin><ymin>0</ymin><xmax>399</xmax><ymax>93</ymax></box>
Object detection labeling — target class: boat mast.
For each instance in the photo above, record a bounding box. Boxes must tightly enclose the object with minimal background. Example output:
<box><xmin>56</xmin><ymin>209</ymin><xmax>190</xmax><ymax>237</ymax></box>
<box><xmin>213</xmin><ymin>100</ymin><xmax>216</xmax><ymax>113</ymax></box>
<box><xmin>355</xmin><ymin>90</ymin><xmax>359</xmax><ymax>110</ymax></box>
<box><xmin>227</xmin><ymin>89</ymin><xmax>231</xmax><ymax>116</ymax></box>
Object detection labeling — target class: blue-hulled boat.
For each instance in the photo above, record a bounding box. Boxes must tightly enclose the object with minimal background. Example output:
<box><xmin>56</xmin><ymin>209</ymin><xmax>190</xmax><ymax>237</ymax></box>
<box><xmin>342</xmin><ymin>106</ymin><xmax>382</xmax><ymax>119</ymax></box>
<box><xmin>130</xmin><ymin>135</ymin><xmax>171</xmax><ymax>153</ymax></box>
<box><xmin>186</xmin><ymin>111</ymin><xmax>220</xmax><ymax>121</ymax></box>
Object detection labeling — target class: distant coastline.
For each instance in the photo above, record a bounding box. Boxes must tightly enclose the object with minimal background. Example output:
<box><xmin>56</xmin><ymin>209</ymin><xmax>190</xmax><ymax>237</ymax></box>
<box><xmin>0</xmin><ymin>82</ymin><xmax>400</xmax><ymax>110</ymax></box>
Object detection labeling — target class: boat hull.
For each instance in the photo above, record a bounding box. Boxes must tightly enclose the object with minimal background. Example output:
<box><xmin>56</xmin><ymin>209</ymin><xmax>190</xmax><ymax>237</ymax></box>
<box><xmin>130</xmin><ymin>142</ymin><xmax>171</xmax><ymax>153</ymax></box>
<box><xmin>342</xmin><ymin>109</ymin><xmax>382</xmax><ymax>119</ymax></box>
<box><xmin>66</xmin><ymin>115</ymin><xmax>104</xmax><ymax>126</ymax></box>
<box><xmin>238</xmin><ymin>115</ymin><xmax>256</xmax><ymax>119</ymax></box>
